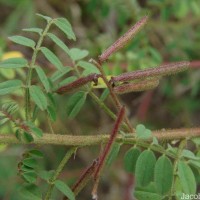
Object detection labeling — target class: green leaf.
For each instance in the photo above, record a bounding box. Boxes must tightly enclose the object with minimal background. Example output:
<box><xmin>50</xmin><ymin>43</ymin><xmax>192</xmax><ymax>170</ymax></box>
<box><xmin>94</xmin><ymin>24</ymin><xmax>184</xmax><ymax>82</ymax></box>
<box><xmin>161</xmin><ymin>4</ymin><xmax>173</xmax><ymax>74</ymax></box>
<box><xmin>66</xmin><ymin>91</ymin><xmax>87</xmax><ymax>119</ymax></box>
<box><xmin>0</xmin><ymin>68</ymin><xmax>15</xmax><ymax>79</ymax></box>
<box><xmin>154</xmin><ymin>155</ymin><xmax>173</xmax><ymax>194</ymax></box>
<box><xmin>22</xmin><ymin>171</ymin><xmax>37</xmax><ymax>183</ymax></box>
<box><xmin>134</xmin><ymin>191</ymin><xmax>162</xmax><ymax>200</ymax></box>
<box><xmin>124</xmin><ymin>147</ymin><xmax>141</xmax><ymax>173</ymax></box>
<box><xmin>29</xmin><ymin>85</ymin><xmax>48</xmax><ymax>111</ymax></box>
<box><xmin>23</xmin><ymin>132</ymin><xmax>34</xmax><ymax>142</ymax></box>
<box><xmin>40</xmin><ymin>47</ymin><xmax>63</xmax><ymax>71</ymax></box>
<box><xmin>28</xmin><ymin>149</ymin><xmax>43</xmax><ymax>158</ymax></box>
<box><xmin>47</xmin><ymin>33</ymin><xmax>70</xmax><ymax>55</ymax></box>
<box><xmin>134</xmin><ymin>182</ymin><xmax>162</xmax><ymax>200</ymax></box>
<box><xmin>178</xmin><ymin>161</ymin><xmax>196</xmax><ymax>194</ymax></box>
<box><xmin>50</xmin><ymin>67</ymin><xmax>71</xmax><ymax>82</ymax></box>
<box><xmin>21</xmin><ymin>165</ymin><xmax>35</xmax><ymax>172</ymax></box>
<box><xmin>135</xmin><ymin>150</ymin><xmax>156</xmax><ymax>187</ymax></box>
<box><xmin>136</xmin><ymin>124</ymin><xmax>152</xmax><ymax>139</ymax></box>
<box><xmin>23</xmin><ymin>158</ymin><xmax>37</xmax><ymax>168</ymax></box>
<box><xmin>35</xmin><ymin>66</ymin><xmax>50</xmax><ymax>92</ymax></box>
<box><xmin>36</xmin><ymin>13</ymin><xmax>52</xmax><ymax>22</ymax></box>
<box><xmin>181</xmin><ymin>149</ymin><xmax>200</xmax><ymax>160</ymax></box>
<box><xmin>77</xmin><ymin>61</ymin><xmax>100</xmax><ymax>75</ymax></box>
<box><xmin>38</xmin><ymin>170</ymin><xmax>55</xmax><ymax>181</ymax></box>
<box><xmin>47</xmin><ymin>105</ymin><xmax>57</xmax><ymax>121</ymax></box>
<box><xmin>188</xmin><ymin>160</ymin><xmax>200</xmax><ymax>170</ymax></box>
<box><xmin>19</xmin><ymin>184</ymin><xmax>42</xmax><ymax>200</ymax></box>
<box><xmin>106</xmin><ymin>143</ymin><xmax>121</xmax><ymax>166</ymax></box>
<box><xmin>55</xmin><ymin>180</ymin><xmax>75</xmax><ymax>200</ymax></box>
<box><xmin>58</xmin><ymin>76</ymin><xmax>77</xmax><ymax>88</ymax></box>
<box><xmin>8</xmin><ymin>36</ymin><xmax>35</xmax><ymax>48</ymax></box>
<box><xmin>53</xmin><ymin>18</ymin><xmax>76</xmax><ymax>40</ymax></box>
<box><xmin>0</xmin><ymin>57</ymin><xmax>28</xmax><ymax>68</ymax></box>
<box><xmin>23</xmin><ymin>28</ymin><xmax>43</xmax><ymax>35</ymax></box>
<box><xmin>69</xmin><ymin>48</ymin><xmax>88</xmax><ymax>61</ymax></box>
<box><xmin>26</xmin><ymin>121</ymin><xmax>43</xmax><ymax>138</ymax></box>
<box><xmin>0</xmin><ymin>79</ymin><xmax>22</xmax><ymax>95</ymax></box>
<box><xmin>0</xmin><ymin>117</ymin><xmax>9</xmax><ymax>126</ymax></box>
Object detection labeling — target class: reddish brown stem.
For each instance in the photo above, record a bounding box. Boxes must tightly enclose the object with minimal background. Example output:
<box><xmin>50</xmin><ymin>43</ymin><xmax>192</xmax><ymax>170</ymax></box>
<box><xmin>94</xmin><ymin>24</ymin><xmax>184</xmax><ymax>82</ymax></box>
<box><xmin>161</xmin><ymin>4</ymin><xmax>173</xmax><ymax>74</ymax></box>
<box><xmin>92</xmin><ymin>106</ymin><xmax>125</xmax><ymax>199</ymax></box>
<box><xmin>111</xmin><ymin>61</ymin><xmax>190</xmax><ymax>83</ymax></box>
<box><xmin>56</xmin><ymin>73</ymin><xmax>100</xmax><ymax>94</ymax></box>
<box><xmin>98</xmin><ymin>16</ymin><xmax>148</xmax><ymax>63</ymax></box>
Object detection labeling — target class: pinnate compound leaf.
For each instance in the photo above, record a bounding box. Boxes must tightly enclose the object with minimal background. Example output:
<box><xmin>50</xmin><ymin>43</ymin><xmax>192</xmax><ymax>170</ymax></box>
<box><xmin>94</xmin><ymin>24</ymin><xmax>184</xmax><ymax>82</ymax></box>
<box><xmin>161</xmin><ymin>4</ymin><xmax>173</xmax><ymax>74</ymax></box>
<box><xmin>66</xmin><ymin>91</ymin><xmax>87</xmax><ymax>119</ymax></box>
<box><xmin>69</xmin><ymin>48</ymin><xmax>88</xmax><ymax>61</ymax></box>
<box><xmin>154</xmin><ymin>155</ymin><xmax>173</xmax><ymax>194</ymax></box>
<box><xmin>178</xmin><ymin>161</ymin><xmax>196</xmax><ymax>194</ymax></box>
<box><xmin>30</xmin><ymin>85</ymin><xmax>48</xmax><ymax>111</ymax></box>
<box><xmin>106</xmin><ymin>143</ymin><xmax>121</xmax><ymax>166</ymax></box>
<box><xmin>23</xmin><ymin>28</ymin><xmax>43</xmax><ymax>35</ymax></box>
<box><xmin>40</xmin><ymin>47</ymin><xmax>63</xmax><ymax>71</ymax></box>
<box><xmin>8</xmin><ymin>36</ymin><xmax>35</xmax><ymax>48</ymax></box>
<box><xmin>124</xmin><ymin>147</ymin><xmax>141</xmax><ymax>173</ymax></box>
<box><xmin>47</xmin><ymin>33</ymin><xmax>70</xmax><ymax>55</ymax></box>
<box><xmin>135</xmin><ymin>150</ymin><xmax>156</xmax><ymax>187</ymax></box>
<box><xmin>0</xmin><ymin>58</ymin><xmax>28</xmax><ymax>69</ymax></box>
<box><xmin>53</xmin><ymin>18</ymin><xmax>76</xmax><ymax>40</ymax></box>
<box><xmin>35</xmin><ymin>66</ymin><xmax>50</xmax><ymax>92</ymax></box>
<box><xmin>136</xmin><ymin>124</ymin><xmax>152</xmax><ymax>139</ymax></box>
<box><xmin>0</xmin><ymin>79</ymin><xmax>23</xmax><ymax>95</ymax></box>
<box><xmin>55</xmin><ymin>180</ymin><xmax>75</xmax><ymax>200</ymax></box>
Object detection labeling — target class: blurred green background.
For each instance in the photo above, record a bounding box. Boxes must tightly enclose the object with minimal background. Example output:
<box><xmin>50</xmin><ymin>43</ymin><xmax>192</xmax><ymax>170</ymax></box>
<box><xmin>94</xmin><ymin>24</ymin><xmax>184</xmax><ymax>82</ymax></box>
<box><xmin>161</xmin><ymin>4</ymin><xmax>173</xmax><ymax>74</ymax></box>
<box><xmin>0</xmin><ymin>0</ymin><xmax>200</xmax><ymax>199</ymax></box>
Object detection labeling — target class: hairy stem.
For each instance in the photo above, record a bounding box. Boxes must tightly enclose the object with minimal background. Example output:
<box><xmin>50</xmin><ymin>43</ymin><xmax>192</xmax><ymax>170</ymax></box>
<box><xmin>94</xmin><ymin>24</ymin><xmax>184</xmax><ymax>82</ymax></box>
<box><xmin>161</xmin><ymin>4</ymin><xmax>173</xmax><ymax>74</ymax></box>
<box><xmin>1</xmin><ymin>128</ymin><xmax>200</xmax><ymax>158</ymax></box>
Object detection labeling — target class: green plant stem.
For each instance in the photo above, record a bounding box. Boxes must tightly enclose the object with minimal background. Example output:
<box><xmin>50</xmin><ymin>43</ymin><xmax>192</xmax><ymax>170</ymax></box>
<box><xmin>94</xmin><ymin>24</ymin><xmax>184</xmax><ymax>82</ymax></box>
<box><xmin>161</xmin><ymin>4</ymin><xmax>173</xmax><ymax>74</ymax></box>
<box><xmin>25</xmin><ymin>20</ymin><xmax>53</xmax><ymax>121</ymax></box>
<box><xmin>90</xmin><ymin>59</ymin><xmax>133</xmax><ymax>132</ymax></box>
<box><xmin>169</xmin><ymin>139</ymin><xmax>187</xmax><ymax>200</ymax></box>
<box><xmin>44</xmin><ymin>147</ymin><xmax>77</xmax><ymax>200</ymax></box>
